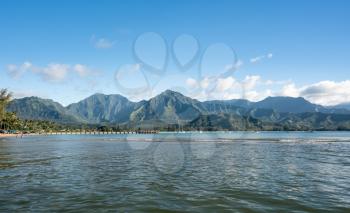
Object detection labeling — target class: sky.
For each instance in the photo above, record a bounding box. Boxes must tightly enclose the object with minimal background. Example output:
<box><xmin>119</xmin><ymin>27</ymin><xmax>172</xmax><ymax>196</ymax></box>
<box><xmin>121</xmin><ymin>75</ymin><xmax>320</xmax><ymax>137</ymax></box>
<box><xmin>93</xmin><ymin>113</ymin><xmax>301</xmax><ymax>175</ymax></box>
<box><xmin>0</xmin><ymin>0</ymin><xmax>349</xmax><ymax>106</ymax></box>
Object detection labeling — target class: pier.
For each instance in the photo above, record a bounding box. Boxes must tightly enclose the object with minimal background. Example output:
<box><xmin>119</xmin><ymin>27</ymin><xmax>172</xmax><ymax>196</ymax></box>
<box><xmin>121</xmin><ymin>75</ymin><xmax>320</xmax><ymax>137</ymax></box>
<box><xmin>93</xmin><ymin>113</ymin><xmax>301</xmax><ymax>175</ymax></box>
<box><xmin>37</xmin><ymin>130</ymin><xmax>160</xmax><ymax>136</ymax></box>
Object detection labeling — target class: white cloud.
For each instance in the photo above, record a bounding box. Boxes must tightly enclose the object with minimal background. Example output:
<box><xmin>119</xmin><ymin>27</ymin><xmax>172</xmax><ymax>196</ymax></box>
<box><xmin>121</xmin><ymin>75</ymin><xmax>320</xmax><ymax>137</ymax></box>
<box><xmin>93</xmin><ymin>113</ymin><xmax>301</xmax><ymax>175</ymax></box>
<box><xmin>299</xmin><ymin>80</ymin><xmax>350</xmax><ymax>106</ymax></box>
<box><xmin>185</xmin><ymin>74</ymin><xmax>350</xmax><ymax>106</ymax></box>
<box><xmin>186</xmin><ymin>78</ymin><xmax>198</xmax><ymax>88</ymax></box>
<box><xmin>95</xmin><ymin>38</ymin><xmax>115</xmax><ymax>49</ymax></box>
<box><xmin>185</xmin><ymin>76</ymin><xmax>247</xmax><ymax>101</ymax></box>
<box><xmin>263</xmin><ymin>79</ymin><xmax>291</xmax><ymax>85</ymax></box>
<box><xmin>224</xmin><ymin>60</ymin><xmax>243</xmax><ymax>71</ymax></box>
<box><xmin>250</xmin><ymin>56</ymin><xmax>265</xmax><ymax>63</ymax></box>
<box><xmin>7</xmin><ymin>62</ymin><xmax>96</xmax><ymax>83</ymax></box>
<box><xmin>265</xmin><ymin>80</ymin><xmax>274</xmax><ymax>85</ymax></box>
<box><xmin>222</xmin><ymin>92</ymin><xmax>241</xmax><ymax>100</ymax></box>
<box><xmin>33</xmin><ymin>63</ymin><xmax>70</xmax><ymax>82</ymax></box>
<box><xmin>255</xmin><ymin>80</ymin><xmax>350</xmax><ymax>105</ymax></box>
<box><xmin>250</xmin><ymin>53</ymin><xmax>273</xmax><ymax>63</ymax></box>
<box><xmin>115</xmin><ymin>63</ymin><xmax>141</xmax><ymax>79</ymax></box>
<box><xmin>263</xmin><ymin>80</ymin><xmax>350</xmax><ymax>105</ymax></box>
<box><xmin>216</xmin><ymin>77</ymin><xmax>236</xmax><ymax>92</ymax></box>
<box><xmin>245</xmin><ymin>90</ymin><xmax>260</xmax><ymax>101</ymax></box>
<box><xmin>243</xmin><ymin>75</ymin><xmax>260</xmax><ymax>90</ymax></box>
<box><xmin>200</xmin><ymin>77</ymin><xmax>210</xmax><ymax>89</ymax></box>
<box><xmin>7</xmin><ymin>61</ymin><xmax>32</xmax><ymax>79</ymax></box>
<box><xmin>186</xmin><ymin>77</ymin><xmax>229</xmax><ymax>91</ymax></box>
<box><xmin>280</xmin><ymin>83</ymin><xmax>300</xmax><ymax>97</ymax></box>
<box><xmin>73</xmin><ymin>64</ymin><xmax>93</xmax><ymax>77</ymax></box>
<box><xmin>91</xmin><ymin>35</ymin><xmax>116</xmax><ymax>49</ymax></box>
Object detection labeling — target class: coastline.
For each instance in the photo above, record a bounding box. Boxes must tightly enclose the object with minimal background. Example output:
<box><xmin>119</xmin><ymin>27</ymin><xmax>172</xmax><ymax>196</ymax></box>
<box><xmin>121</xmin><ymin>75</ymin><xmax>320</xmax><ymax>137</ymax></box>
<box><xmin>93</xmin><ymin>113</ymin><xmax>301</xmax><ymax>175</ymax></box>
<box><xmin>1</xmin><ymin>130</ymin><xmax>350</xmax><ymax>138</ymax></box>
<box><xmin>0</xmin><ymin>134</ymin><xmax>21</xmax><ymax>138</ymax></box>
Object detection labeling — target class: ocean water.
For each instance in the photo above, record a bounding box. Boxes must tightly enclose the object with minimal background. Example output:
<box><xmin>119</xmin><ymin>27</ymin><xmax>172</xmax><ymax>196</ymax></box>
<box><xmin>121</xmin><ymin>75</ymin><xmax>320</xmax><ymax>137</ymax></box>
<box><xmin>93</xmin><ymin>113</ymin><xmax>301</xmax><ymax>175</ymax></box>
<box><xmin>1</xmin><ymin>132</ymin><xmax>350</xmax><ymax>212</ymax></box>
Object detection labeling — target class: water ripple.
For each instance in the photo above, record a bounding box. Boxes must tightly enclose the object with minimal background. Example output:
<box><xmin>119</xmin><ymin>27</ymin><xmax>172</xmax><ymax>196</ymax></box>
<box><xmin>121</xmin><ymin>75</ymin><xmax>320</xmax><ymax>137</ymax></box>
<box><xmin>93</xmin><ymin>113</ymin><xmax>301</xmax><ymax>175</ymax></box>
<box><xmin>1</xmin><ymin>133</ymin><xmax>350</xmax><ymax>212</ymax></box>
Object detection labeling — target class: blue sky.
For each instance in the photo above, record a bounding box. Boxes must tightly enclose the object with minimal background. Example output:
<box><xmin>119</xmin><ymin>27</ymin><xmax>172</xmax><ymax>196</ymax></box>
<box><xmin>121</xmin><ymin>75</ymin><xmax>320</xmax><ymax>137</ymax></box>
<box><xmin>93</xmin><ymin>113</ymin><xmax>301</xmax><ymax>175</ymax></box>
<box><xmin>1</xmin><ymin>0</ymin><xmax>350</xmax><ymax>105</ymax></box>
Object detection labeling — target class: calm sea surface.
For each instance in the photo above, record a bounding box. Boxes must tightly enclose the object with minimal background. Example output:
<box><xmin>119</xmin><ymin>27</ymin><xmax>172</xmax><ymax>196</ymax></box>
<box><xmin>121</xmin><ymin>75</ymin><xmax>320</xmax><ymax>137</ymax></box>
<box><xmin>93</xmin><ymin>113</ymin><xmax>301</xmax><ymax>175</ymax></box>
<box><xmin>1</xmin><ymin>132</ymin><xmax>350</xmax><ymax>212</ymax></box>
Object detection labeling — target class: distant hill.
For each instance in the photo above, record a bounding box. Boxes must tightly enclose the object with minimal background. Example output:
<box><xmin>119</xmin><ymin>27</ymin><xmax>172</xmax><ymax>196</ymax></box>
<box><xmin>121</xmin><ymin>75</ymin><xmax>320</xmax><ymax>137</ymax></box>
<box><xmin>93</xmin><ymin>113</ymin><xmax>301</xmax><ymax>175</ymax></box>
<box><xmin>334</xmin><ymin>102</ymin><xmax>350</xmax><ymax>111</ymax></box>
<box><xmin>6</xmin><ymin>90</ymin><xmax>350</xmax><ymax>130</ymax></box>
<box><xmin>6</xmin><ymin>97</ymin><xmax>81</xmax><ymax>124</ymax></box>
<box><xmin>66</xmin><ymin>93</ymin><xmax>138</xmax><ymax>124</ymax></box>
<box><xmin>253</xmin><ymin>97</ymin><xmax>321</xmax><ymax>113</ymax></box>
<box><xmin>204</xmin><ymin>96</ymin><xmax>350</xmax><ymax>115</ymax></box>
<box><xmin>129</xmin><ymin>90</ymin><xmax>206</xmax><ymax>124</ymax></box>
<box><xmin>187</xmin><ymin>113</ymin><xmax>264</xmax><ymax>131</ymax></box>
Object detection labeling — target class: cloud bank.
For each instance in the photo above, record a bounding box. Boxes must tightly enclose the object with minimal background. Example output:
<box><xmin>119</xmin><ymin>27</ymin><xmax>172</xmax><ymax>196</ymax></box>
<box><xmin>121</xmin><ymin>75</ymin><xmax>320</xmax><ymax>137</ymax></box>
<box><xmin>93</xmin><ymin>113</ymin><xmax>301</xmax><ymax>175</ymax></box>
<box><xmin>7</xmin><ymin>62</ymin><xmax>97</xmax><ymax>83</ymax></box>
<box><xmin>186</xmin><ymin>76</ymin><xmax>350</xmax><ymax>106</ymax></box>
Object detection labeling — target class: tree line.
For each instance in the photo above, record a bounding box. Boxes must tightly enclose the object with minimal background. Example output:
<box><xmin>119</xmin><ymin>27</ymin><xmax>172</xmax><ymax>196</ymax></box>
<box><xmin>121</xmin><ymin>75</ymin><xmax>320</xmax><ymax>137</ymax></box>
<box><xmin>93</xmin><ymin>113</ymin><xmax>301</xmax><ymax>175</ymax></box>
<box><xmin>0</xmin><ymin>89</ymin><xmax>155</xmax><ymax>133</ymax></box>
<box><xmin>0</xmin><ymin>89</ymin><xmax>64</xmax><ymax>133</ymax></box>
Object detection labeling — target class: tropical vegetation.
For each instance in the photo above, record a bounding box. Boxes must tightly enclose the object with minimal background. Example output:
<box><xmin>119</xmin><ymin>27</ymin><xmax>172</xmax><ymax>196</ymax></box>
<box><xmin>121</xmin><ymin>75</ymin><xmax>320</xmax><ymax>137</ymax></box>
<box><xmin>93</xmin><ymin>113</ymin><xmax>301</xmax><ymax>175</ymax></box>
<box><xmin>3</xmin><ymin>88</ymin><xmax>350</xmax><ymax>133</ymax></box>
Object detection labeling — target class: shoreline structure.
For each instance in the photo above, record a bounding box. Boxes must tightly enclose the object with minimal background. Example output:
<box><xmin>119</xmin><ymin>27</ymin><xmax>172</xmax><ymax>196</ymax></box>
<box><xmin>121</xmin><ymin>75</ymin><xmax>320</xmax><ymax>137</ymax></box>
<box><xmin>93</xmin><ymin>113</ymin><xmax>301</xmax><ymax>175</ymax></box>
<box><xmin>0</xmin><ymin>130</ymin><xmax>160</xmax><ymax>138</ymax></box>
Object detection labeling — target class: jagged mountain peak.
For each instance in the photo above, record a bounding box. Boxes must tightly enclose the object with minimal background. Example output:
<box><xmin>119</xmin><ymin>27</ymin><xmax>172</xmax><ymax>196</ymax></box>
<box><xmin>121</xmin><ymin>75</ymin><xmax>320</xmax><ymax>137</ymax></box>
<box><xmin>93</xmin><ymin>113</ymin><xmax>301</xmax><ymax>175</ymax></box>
<box><xmin>84</xmin><ymin>93</ymin><xmax>130</xmax><ymax>101</ymax></box>
<box><xmin>155</xmin><ymin>90</ymin><xmax>192</xmax><ymax>100</ymax></box>
<box><xmin>130</xmin><ymin>90</ymin><xmax>205</xmax><ymax>124</ymax></box>
<box><xmin>6</xmin><ymin>90</ymin><xmax>350</xmax><ymax>128</ymax></box>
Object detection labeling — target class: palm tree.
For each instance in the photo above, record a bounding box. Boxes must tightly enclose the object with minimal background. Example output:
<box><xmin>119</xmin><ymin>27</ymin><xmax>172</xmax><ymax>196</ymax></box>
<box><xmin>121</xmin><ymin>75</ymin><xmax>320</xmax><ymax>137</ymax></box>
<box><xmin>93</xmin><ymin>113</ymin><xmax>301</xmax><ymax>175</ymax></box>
<box><xmin>0</xmin><ymin>89</ymin><xmax>12</xmax><ymax>113</ymax></box>
<box><xmin>0</xmin><ymin>89</ymin><xmax>12</xmax><ymax>130</ymax></box>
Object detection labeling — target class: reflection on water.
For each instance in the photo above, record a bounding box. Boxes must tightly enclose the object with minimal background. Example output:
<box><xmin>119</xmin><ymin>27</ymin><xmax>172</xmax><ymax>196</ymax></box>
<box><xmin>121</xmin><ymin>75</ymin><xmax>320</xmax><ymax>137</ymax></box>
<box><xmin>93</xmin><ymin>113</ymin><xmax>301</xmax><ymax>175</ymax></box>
<box><xmin>1</xmin><ymin>132</ymin><xmax>350</xmax><ymax>212</ymax></box>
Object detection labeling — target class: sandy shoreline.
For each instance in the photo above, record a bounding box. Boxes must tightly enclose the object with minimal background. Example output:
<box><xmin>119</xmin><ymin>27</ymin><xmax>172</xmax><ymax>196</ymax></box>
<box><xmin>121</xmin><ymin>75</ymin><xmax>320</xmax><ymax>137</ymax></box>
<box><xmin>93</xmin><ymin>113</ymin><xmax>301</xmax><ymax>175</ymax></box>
<box><xmin>0</xmin><ymin>134</ymin><xmax>21</xmax><ymax>138</ymax></box>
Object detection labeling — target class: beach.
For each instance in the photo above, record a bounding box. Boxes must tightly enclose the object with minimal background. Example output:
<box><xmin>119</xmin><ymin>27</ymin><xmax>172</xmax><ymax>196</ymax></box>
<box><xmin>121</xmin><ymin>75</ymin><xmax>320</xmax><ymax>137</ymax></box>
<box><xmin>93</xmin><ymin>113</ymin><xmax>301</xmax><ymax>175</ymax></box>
<box><xmin>0</xmin><ymin>133</ymin><xmax>19</xmax><ymax>138</ymax></box>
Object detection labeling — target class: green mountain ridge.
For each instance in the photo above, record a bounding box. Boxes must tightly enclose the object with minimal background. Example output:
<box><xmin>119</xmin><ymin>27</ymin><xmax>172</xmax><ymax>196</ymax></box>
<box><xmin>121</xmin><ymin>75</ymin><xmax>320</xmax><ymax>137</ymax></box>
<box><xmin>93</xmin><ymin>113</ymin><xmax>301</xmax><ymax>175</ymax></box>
<box><xmin>6</xmin><ymin>90</ymin><xmax>350</xmax><ymax>130</ymax></box>
<box><xmin>129</xmin><ymin>90</ymin><xmax>206</xmax><ymax>124</ymax></box>
<box><xmin>66</xmin><ymin>93</ymin><xmax>138</xmax><ymax>124</ymax></box>
<box><xmin>7</xmin><ymin>97</ymin><xmax>82</xmax><ymax>124</ymax></box>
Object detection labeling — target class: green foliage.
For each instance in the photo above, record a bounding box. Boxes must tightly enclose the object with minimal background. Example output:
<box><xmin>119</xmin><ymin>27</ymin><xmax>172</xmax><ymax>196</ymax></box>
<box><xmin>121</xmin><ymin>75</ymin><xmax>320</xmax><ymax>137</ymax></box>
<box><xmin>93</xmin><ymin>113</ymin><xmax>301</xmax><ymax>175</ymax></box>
<box><xmin>0</xmin><ymin>89</ymin><xmax>12</xmax><ymax>119</ymax></box>
<box><xmin>3</xmin><ymin>88</ymin><xmax>350</xmax><ymax>132</ymax></box>
<box><xmin>7</xmin><ymin>96</ymin><xmax>82</xmax><ymax>124</ymax></box>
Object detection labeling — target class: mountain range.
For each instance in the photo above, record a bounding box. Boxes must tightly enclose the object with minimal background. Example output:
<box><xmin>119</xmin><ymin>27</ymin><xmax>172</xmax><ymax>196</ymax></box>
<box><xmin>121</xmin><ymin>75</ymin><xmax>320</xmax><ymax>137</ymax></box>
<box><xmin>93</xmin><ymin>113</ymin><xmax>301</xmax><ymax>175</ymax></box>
<box><xmin>6</xmin><ymin>90</ymin><xmax>350</xmax><ymax>130</ymax></box>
